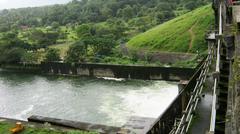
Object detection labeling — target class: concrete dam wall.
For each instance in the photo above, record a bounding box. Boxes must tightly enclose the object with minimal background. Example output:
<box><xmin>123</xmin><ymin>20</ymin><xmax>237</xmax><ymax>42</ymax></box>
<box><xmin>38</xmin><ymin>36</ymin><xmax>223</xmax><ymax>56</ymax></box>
<box><xmin>0</xmin><ymin>62</ymin><xmax>195</xmax><ymax>81</ymax></box>
<box><xmin>40</xmin><ymin>62</ymin><xmax>195</xmax><ymax>81</ymax></box>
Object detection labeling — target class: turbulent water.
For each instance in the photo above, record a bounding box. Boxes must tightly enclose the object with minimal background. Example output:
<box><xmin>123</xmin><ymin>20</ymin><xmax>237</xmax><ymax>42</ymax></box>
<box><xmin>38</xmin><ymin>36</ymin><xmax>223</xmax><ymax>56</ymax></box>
<box><xmin>0</xmin><ymin>71</ymin><xmax>178</xmax><ymax>127</ymax></box>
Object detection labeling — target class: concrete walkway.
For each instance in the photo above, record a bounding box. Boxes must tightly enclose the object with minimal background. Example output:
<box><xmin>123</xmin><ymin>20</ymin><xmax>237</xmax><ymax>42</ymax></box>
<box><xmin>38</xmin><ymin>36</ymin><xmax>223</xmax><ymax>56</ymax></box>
<box><xmin>189</xmin><ymin>89</ymin><xmax>212</xmax><ymax>134</ymax></box>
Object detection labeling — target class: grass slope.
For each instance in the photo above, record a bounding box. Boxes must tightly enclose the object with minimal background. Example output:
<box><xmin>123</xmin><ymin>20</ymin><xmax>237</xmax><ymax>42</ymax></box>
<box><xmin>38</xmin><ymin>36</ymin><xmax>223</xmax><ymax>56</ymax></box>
<box><xmin>127</xmin><ymin>5</ymin><xmax>214</xmax><ymax>53</ymax></box>
<box><xmin>0</xmin><ymin>122</ymin><xmax>98</xmax><ymax>134</ymax></box>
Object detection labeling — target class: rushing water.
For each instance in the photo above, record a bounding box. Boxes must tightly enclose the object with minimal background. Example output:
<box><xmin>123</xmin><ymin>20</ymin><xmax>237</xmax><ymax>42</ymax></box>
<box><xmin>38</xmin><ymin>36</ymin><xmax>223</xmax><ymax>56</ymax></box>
<box><xmin>0</xmin><ymin>70</ymin><xmax>178</xmax><ymax>127</ymax></box>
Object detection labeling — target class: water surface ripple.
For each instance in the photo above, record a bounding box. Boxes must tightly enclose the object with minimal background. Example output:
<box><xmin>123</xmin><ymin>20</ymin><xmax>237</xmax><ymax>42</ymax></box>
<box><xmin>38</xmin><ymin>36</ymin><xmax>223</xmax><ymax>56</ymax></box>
<box><xmin>0</xmin><ymin>71</ymin><xmax>178</xmax><ymax>127</ymax></box>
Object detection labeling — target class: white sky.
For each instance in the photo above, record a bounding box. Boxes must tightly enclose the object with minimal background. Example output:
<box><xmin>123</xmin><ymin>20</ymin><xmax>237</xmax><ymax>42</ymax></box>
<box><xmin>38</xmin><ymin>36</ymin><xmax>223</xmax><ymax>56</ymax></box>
<box><xmin>0</xmin><ymin>0</ymin><xmax>72</xmax><ymax>10</ymax></box>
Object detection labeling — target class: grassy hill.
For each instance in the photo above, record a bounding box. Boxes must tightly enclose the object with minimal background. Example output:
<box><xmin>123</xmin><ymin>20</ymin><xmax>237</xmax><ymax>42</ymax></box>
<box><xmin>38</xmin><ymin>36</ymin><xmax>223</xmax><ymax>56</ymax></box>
<box><xmin>127</xmin><ymin>5</ymin><xmax>214</xmax><ymax>53</ymax></box>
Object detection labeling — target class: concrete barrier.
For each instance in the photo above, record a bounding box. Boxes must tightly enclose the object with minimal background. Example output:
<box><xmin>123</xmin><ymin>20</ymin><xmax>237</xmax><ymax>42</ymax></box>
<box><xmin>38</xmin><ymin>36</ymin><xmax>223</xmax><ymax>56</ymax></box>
<box><xmin>28</xmin><ymin>115</ymin><xmax>122</xmax><ymax>134</ymax></box>
<box><xmin>41</xmin><ymin>62</ymin><xmax>195</xmax><ymax>81</ymax></box>
<box><xmin>1</xmin><ymin>62</ymin><xmax>195</xmax><ymax>81</ymax></box>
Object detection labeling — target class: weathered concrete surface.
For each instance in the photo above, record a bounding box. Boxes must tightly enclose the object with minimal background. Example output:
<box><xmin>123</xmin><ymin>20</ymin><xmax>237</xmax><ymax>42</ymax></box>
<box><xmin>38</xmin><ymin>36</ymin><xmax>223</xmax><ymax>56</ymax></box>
<box><xmin>232</xmin><ymin>6</ymin><xmax>240</xmax><ymax>23</ymax></box>
<box><xmin>226</xmin><ymin>58</ymin><xmax>240</xmax><ymax>134</ymax></box>
<box><xmin>226</xmin><ymin>60</ymin><xmax>240</xmax><ymax>134</ymax></box>
<box><xmin>41</xmin><ymin>62</ymin><xmax>195</xmax><ymax>81</ymax></box>
<box><xmin>122</xmin><ymin>116</ymin><xmax>156</xmax><ymax>134</ymax></box>
<box><xmin>138</xmin><ymin>52</ymin><xmax>196</xmax><ymax>64</ymax></box>
<box><xmin>190</xmin><ymin>93</ymin><xmax>212</xmax><ymax>134</ymax></box>
<box><xmin>1</xmin><ymin>62</ymin><xmax>195</xmax><ymax>81</ymax></box>
<box><xmin>234</xmin><ymin>91</ymin><xmax>240</xmax><ymax>134</ymax></box>
<box><xmin>121</xmin><ymin>44</ymin><xmax>196</xmax><ymax>64</ymax></box>
<box><xmin>178</xmin><ymin>80</ymin><xmax>189</xmax><ymax>92</ymax></box>
<box><xmin>225</xmin><ymin>5</ymin><xmax>240</xmax><ymax>134</ymax></box>
<box><xmin>189</xmin><ymin>76</ymin><xmax>213</xmax><ymax>134</ymax></box>
<box><xmin>28</xmin><ymin>115</ymin><xmax>122</xmax><ymax>134</ymax></box>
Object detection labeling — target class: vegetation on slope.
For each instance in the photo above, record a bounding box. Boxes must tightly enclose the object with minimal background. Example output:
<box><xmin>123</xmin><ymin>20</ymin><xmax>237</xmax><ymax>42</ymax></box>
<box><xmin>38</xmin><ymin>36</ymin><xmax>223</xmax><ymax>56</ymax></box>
<box><xmin>0</xmin><ymin>0</ymin><xmax>210</xmax><ymax>32</ymax></box>
<box><xmin>0</xmin><ymin>0</ymin><xmax>212</xmax><ymax>67</ymax></box>
<box><xmin>0</xmin><ymin>122</ymin><xmax>98</xmax><ymax>134</ymax></box>
<box><xmin>127</xmin><ymin>5</ymin><xmax>214</xmax><ymax>53</ymax></box>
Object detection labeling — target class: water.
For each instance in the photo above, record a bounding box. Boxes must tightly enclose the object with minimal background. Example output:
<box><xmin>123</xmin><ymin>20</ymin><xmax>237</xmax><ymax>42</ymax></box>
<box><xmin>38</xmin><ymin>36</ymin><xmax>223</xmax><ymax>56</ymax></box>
<box><xmin>0</xmin><ymin>71</ymin><xmax>178</xmax><ymax>127</ymax></box>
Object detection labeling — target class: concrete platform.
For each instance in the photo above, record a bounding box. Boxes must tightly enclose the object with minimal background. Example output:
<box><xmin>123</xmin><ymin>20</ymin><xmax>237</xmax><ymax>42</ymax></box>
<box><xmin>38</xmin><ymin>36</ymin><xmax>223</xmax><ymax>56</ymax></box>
<box><xmin>122</xmin><ymin>116</ymin><xmax>156</xmax><ymax>134</ymax></box>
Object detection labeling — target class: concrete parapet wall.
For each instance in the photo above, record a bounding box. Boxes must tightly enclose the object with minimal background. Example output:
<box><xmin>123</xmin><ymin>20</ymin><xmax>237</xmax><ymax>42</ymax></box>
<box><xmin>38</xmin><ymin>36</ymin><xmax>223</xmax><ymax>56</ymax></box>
<box><xmin>227</xmin><ymin>58</ymin><xmax>240</xmax><ymax>134</ymax></box>
<box><xmin>0</xmin><ymin>63</ymin><xmax>41</xmax><ymax>73</ymax></box>
<box><xmin>0</xmin><ymin>62</ymin><xmax>195</xmax><ymax>81</ymax></box>
<box><xmin>41</xmin><ymin>62</ymin><xmax>195</xmax><ymax>81</ymax></box>
<box><xmin>137</xmin><ymin>52</ymin><xmax>196</xmax><ymax>64</ymax></box>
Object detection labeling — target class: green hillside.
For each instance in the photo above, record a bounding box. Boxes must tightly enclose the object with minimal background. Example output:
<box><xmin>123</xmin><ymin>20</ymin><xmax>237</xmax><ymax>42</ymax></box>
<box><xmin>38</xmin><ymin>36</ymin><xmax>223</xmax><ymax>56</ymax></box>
<box><xmin>127</xmin><ymin>5</ymin><xmax>214</xmax><ymax>53</ymax></box>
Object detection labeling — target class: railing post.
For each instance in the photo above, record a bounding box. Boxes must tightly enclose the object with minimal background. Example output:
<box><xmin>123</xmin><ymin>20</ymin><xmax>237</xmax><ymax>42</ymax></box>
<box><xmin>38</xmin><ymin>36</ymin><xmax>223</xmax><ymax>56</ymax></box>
<box><xmin>181</xmin><ymin>92</ymin><xmax>187</xmax><ymax>114</ymax></box>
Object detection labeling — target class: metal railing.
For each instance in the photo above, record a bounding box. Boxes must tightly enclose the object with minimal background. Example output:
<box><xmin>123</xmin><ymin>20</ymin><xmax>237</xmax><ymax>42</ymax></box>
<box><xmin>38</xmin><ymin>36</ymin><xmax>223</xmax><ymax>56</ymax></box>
<box><xmin>146</xmin><ymin>57</ymin><xmax>207</xmax><ymax>134</ymax></box>
<box><xmin>173</xmin><ymin>1</ymin><xmax>223</xmax><ymax>133</ymax></box>
<box><xmin>171</xmin><ymin>46</ymin><xmax>214</xmax><ymax>134</ymax></box>
<box><xmin>147</xmin><ymin>2</ymin><xmax>222</xmax><ymax>134</ymax></box>
<box><xmin>209</xmin><ymin>1</ymin><xmax>223</xmax><ymax>133</ymax></box>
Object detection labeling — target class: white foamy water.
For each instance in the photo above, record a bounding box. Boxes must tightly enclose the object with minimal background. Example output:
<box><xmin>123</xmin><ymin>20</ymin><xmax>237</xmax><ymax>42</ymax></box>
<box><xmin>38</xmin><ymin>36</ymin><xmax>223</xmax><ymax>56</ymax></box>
<box><xmin>100</xmin><ymin>77</ymin><xmax>125</xmax><ymax>81</ymax></box>
<box><xmin>0</xmin><ymin>71</ymin><xmax>178</xmax><ymax>127</ymax></box>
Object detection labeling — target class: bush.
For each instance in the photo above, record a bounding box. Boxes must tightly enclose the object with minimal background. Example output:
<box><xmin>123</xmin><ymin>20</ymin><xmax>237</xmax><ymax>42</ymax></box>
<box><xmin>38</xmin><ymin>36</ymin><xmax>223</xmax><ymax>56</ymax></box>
<box><xmin>0</xmin><ymin>47</ymin><xmax>26</xmax><ymax>64</ymax></box>
<box><xmin>64</xmin><ymin>41</ymin><xmax>87</xmax><ymax>63</ymax></box>
<box><xmin>21</xmin><ymin>52</ymin><xmax>41</xmax><ymax>64</ymax></box>
<box><xmin>44</xmin><ymin>48</ymin><xmax>61</xmax><ymax>62</ymax></box>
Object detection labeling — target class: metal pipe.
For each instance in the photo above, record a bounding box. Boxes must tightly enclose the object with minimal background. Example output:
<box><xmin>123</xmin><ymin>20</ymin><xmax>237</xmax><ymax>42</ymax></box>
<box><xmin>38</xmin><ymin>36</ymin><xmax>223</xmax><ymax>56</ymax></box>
<box><xmin>210</xmin><ymin>78</ymin><xmax>218</xmax><ymax>132</ymax></box>
<box><xmin>209</xmin><ymin>2</ymin><xmax>222</xmax><ymax>132</ymax></box>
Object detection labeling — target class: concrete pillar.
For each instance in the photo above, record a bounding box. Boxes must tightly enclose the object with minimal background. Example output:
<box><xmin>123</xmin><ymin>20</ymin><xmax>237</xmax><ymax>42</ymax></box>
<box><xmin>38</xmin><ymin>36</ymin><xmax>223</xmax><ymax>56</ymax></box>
<box><xmin>178</xmin><ymin>80</ymin><xmax>189</xmax><ymax>93</ymax></box>
<box><xmin>181</xmin><ymin>91</ymin><xmax>187</xmax><ymax>113</ymax></box>
<box><xmin>206</xmin><ymin>32</ymin><xmax>217</xmax><ymax>58</ymax></box>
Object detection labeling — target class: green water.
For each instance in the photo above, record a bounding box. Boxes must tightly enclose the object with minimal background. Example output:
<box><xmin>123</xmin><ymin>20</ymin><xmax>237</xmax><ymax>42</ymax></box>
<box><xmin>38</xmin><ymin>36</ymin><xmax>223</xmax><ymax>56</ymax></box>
<box><xmin>0</xmin><ymin>70</ymin><xmax>178</xmax><ymax>127</ymax></box>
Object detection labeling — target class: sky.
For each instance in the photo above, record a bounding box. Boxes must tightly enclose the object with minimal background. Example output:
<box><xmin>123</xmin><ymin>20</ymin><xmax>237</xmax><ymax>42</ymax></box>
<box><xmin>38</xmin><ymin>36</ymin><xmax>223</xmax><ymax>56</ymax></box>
<box><xmin>0</xmin><ymin>0</ymin><xmax>72</xmax><ymax>10</ymax></box>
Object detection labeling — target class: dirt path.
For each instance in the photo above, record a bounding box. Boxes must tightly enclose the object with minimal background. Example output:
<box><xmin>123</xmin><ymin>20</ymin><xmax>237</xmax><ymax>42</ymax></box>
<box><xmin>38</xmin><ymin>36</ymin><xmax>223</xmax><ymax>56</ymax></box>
<box><xmin>188</xmin><ymin>23</ymin><xmax>196</xmax><ymax>52</ymax></box>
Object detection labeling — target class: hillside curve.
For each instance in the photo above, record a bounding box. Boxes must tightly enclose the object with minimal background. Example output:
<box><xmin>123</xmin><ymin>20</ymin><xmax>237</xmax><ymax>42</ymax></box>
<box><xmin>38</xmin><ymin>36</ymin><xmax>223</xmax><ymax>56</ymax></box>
<box><xmin>127</xmin><ymin>5</ymin><xmax>214</xmax><ymax>54</ymax></box>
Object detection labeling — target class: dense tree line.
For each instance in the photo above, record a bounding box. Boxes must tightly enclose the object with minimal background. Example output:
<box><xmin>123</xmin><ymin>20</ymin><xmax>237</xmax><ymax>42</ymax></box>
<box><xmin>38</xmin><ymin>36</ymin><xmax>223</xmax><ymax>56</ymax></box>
<box><xmin>0</xmin><ymin>0</ymin><xmax>210</xmax><ymax>65</ymax></box>
<box><xmin>0</xmin><ymin>0</ymin><xmax>210</xmax><ymax>32</ymax></box>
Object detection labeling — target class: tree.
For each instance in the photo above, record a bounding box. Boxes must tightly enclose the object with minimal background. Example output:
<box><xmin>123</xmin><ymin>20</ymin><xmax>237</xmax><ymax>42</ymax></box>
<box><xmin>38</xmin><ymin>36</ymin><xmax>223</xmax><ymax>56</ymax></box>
<box><xmin>28</xmin><ymin>29</ymin><xmax>59</xmax><ymax>49</ymax></box>
<box><xmin>28</xmin><ymin>29</ymin><xmax>46</xmax><ymax>49</ymax></box>
<box><xmin>117</xmin><ymin>5</ymin><xmax>135</xmax><ymax>20</ymax></box>
<box><xmin>185</xmin><ymin>2</ymin><xmax>198</xmax><ymax>10</ymax></box>
<box><xmin>92</xmin><ymin>37</ymin><xmax>116</xmax><ymax>56</ymax></box>
<box><xmin>64</xmin><ymin>41</ymin><xmax>87</xmax><ymax>63</ymax></box>
<box><xmin>76</xmin><ymin>24</ymin><xmax>92</xmax><ymax>39</ymax></box>
<box><xmin>44</xmin><ymin>48</ymin><xmax>61</xmax><ymax>62</ymax></box>
<box><xmin>0</xmin><ymin>0</ymin><xmax>210</xmax><ymax>28</ymax></box>
<box><xmin>45</xmin><ymin>32</ymin><xmax>59</xmax><ymax>45</ymax></box>
<box><xmin>51</xmin><ymin>21</ymin><xmax>60</xmax><ymax>29</ymax></box>
<box><xmin>0</xmin><ymin>32</ymin><xmax>28</xmax><ymax>64</ymax></box>
<box><xmin>0</xmin><ymin>24</ymin><xmax>10</xmax><ymax>32</ymax></box>
<box><xmin>21</xmin><ymin>52</ymin><xmax>40</xmax><ymax>64</ymax></box>
<box><xmin>101</xmin><ymin>7</ymin><xmax>112</xmax><ymax>19</ymax></box>
<box><xmin>81</xmin><ymin>36</ymin><xmax>116</xmax><ymax>56</ymax></box>
<box><xmin>129</xmin><ymin>50</ymin><xmax>139</xmax><ymax>62</ymax></box>
<box><xmin>0</xmin><ymin>47</ymin><xmax>26</xmax><ymax>64</ymax></box>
